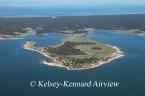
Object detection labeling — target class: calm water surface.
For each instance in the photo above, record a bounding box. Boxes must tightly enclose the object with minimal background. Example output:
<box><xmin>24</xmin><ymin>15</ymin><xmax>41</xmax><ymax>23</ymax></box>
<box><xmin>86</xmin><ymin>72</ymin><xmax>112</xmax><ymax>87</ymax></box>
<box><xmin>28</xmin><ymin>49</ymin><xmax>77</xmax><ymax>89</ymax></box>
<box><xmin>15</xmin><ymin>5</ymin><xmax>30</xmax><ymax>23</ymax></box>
<box><xmin>0</xmin><ymin>29</ymin><xmax>145</xmax><ymax>96</ymax></box>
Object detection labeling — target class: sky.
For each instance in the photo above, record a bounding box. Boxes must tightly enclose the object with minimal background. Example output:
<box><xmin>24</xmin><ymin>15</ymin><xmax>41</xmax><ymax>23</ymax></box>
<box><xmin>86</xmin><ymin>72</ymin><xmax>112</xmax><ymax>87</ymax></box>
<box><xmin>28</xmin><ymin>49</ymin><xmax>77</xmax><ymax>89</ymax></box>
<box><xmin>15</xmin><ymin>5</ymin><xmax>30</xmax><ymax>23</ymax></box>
<box><xmin>0</xmin><ymin>0</ymin><xmax>145</xmax><ymax>7</ymax></box>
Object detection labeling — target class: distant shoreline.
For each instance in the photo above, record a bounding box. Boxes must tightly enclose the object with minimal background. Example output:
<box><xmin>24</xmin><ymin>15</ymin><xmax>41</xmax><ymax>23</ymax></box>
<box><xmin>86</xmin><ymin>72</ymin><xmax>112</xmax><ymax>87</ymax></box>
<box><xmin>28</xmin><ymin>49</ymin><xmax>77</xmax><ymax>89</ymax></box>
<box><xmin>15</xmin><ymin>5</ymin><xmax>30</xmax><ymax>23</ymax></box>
<box><xmin>0</xmin><ymin>13</ymin><xmax>145</xmax><ymax>17</ymax></box>
<box><xmin>1</xmin><ymin>14</ymin><xmax>145</xmax><ymax>39</ymax></box>
<box><xmin>0</xmin><ymin>35</ymin><xmax>24</xmax><ymax>40</ymax></box>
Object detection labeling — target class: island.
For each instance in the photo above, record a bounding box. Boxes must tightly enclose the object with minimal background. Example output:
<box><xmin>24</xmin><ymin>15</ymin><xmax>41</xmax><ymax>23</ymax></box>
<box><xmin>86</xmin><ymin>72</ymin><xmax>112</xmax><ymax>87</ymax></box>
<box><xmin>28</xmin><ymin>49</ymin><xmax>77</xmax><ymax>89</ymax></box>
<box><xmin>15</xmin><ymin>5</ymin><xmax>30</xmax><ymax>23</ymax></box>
<box><xmin>24</xmin><ymin>34</ymin><xmax>124</xmax><ymax>70</ymax></box>
<box><xmin>3</xmin><ymin>15</ymin><xmax>144</xmax><ymax>70</ymax></box>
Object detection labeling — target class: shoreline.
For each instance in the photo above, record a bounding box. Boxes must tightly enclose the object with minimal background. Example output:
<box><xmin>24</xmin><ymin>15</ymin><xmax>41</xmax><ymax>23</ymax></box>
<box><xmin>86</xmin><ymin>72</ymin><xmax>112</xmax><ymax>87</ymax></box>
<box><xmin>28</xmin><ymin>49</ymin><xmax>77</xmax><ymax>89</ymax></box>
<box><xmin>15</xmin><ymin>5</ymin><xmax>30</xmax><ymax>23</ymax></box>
<box><xmin>108</xmin><ymin>29</ymin><xmax>145</xmax><ymax>37</ymax></box>
<box><xmin>24</xmin><ymin>42</ymin><xmax>124</xmax><ymax>71</ymax></box>
<box><xmin>0</xmin><ymin>35</ymin><xmax>24</xmax><ymax>40</ymax></box>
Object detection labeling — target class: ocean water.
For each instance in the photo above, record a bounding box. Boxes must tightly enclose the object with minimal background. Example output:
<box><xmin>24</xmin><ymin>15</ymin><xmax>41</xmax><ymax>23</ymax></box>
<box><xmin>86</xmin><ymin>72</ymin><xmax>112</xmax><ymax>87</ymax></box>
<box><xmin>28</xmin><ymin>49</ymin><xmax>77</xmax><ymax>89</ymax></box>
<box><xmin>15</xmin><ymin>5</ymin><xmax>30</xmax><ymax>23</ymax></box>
<box><xmin>0</xmin><ymin>6</ymin><xmax>145</xmax><ymax>96</ymax></box>
<box><xmin>0</xmin><ymin>29</ymin><xmax>145</xmax><ymax>96</ymax></box>
<box><xmin>0</xmin><ymin>6</ymin><xmax>145</xmax><ymax>16</ymax></box>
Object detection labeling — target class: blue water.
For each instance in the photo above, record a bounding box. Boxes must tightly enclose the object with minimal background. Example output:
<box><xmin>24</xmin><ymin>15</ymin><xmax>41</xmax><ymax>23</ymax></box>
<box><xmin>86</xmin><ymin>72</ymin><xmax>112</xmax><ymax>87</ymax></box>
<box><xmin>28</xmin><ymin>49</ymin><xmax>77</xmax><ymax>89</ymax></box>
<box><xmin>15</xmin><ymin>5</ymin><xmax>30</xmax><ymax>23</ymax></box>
<box><xmin>0</xmin><ymin>6</ymin><xmax>145</xmax><ymax>16</ymax></box>
<box><xmin>0</xmin><ymin>6</ymin><xmax>145</xmax><ymax>95</ymax></box>
<box><xmin>0</xmin><ymin>29</ymin><xmax>145</xmax><ymax>96</ymax></box>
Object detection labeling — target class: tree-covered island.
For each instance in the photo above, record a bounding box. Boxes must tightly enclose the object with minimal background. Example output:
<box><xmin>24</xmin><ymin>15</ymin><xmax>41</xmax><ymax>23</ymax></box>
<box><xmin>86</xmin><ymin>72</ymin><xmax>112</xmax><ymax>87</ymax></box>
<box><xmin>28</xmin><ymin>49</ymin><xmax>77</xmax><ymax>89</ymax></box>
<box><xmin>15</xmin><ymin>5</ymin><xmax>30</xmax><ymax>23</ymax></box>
<box><xmin>24</xmin><ymin>34</ymin><xmax>124</xmax><ymax>70</ymax></box>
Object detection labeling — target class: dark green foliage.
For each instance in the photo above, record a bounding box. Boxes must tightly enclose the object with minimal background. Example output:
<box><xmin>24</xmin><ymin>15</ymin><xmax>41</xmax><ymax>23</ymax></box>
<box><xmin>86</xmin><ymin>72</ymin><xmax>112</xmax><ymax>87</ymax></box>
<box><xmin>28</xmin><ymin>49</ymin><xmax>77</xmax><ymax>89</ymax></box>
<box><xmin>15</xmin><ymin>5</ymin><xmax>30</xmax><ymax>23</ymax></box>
<box><xmin>1</xmin><ymin>14</ymin><xmax>145</xmax><ymax>35</ymax></box>
<box><xmin>43</xmin><ymin>41</ymin><xmax>96</xmax><ymax>55</ymax></box>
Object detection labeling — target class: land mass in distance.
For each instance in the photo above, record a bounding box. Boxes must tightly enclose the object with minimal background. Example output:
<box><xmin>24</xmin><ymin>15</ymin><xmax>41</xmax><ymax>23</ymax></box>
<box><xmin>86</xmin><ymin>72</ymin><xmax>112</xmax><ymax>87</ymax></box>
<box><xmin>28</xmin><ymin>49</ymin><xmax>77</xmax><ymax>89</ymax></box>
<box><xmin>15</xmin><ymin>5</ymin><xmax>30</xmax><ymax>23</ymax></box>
<box><xmin>0</xmin><ymin>14</ymin><xmax>145</xmax><ymax>40</ymax></box>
